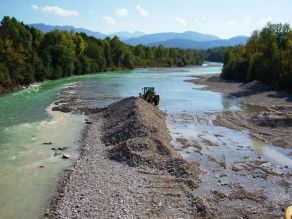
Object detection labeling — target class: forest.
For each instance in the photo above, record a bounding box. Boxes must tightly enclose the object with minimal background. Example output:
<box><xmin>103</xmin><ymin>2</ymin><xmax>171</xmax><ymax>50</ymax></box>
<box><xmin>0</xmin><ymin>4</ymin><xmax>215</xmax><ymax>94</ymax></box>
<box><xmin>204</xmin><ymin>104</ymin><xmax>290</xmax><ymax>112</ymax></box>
<box><xmin>200</xmin><ymin>47</ymin><xmax>227</xmax><ymax>62</ymax></box>
<box><xmin>221</xmin><ymin>23</ymin><xmax>292</xmax><ymax>90</ymax></box>
<box><xmin>0</xmin><ymin>16</ymin><xmax>202</xmax><ymax>93</ymax></box>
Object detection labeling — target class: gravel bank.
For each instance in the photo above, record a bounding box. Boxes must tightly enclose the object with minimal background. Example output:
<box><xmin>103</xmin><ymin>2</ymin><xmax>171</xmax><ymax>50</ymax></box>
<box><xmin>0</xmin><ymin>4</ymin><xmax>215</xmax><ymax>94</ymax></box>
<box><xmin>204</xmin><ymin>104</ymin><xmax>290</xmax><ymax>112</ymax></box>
<box><xmin>186</xmin><ymin>74</ymin><xmax>292</xmax><ymax>107</ymax></box>
<box><xmin>49</xmin><ymin>97</ymin><xmax>217</xmax><ymax>218</ymax></box>
<box><xmin>213</xmin><ymin>111</ymin><xmax>292</xmax><ymax>149</ymax></box>
<box><xmin>186</xmin><ymin>74</ymin><xmax>292</xmax><ymax>149</ymax></box>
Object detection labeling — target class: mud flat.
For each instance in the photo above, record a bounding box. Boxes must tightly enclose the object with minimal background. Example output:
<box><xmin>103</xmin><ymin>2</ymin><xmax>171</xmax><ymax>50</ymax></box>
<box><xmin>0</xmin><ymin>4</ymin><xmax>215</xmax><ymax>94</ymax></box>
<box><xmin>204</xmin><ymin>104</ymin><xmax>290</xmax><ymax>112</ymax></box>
<box><xmin>187</xmin><ymin>74</ymin><xmax>292</xmax><ymax>107</ymax></box>
<box><xmin>213</xmin><ymin>110</ymin><xmax>292</xmax><ymax>149</ymax></box>
<box><xmin>187</xmin><ymin>74</ymin><xmax>292</xmax><ymax>149</ymax></box>
<box><xmin>48</xmin><ymin>96</ymin><xmax>218</xmax><ymax>218</ymax></box>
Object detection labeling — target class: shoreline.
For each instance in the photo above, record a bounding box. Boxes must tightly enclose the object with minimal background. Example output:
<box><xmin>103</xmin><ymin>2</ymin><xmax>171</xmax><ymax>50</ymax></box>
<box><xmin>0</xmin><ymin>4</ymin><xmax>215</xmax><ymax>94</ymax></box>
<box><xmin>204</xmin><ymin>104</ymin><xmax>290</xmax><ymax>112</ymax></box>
<box><xmin>186</xmin><ymin>74</ymin><xmax>292</xmax><ymax>107</ymax></box>
<box><xmin>186</xmin><ymin>74</ymin><xmax>292</xmax><ymax>149</ymax></box>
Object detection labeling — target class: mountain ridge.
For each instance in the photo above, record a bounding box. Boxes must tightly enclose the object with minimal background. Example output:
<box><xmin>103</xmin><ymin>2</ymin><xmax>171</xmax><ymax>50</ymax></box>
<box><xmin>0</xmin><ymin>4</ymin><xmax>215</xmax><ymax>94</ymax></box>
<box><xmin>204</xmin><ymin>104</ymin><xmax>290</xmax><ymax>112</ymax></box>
<box><xmin>29</xmin><ymin>23</ymin><xmax>249</xmax><ymax>49</ymax></box>
<box><xmin>29</xmin><ymin>23</ymin><xmax>107</xmax><ymax>39</ymax></box>
<box><xmin>147</xmin><ymin>36</ymin><xmax>249</xmax><ymax>49</ymax></box>
<box><xmin>124</xmin><ymin>31</ymin><xmax>221</xmax><ymax>45</ymax></box>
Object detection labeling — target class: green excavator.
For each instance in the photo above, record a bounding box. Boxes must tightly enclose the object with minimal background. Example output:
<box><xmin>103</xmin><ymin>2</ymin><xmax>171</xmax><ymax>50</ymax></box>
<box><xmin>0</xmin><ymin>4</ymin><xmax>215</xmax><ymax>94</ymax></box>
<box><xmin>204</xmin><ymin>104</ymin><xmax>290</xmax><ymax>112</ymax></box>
<box><xmin>139</xmin><ymin>87</ymin><xmax>160</xmax><ymax>106</ymax></box>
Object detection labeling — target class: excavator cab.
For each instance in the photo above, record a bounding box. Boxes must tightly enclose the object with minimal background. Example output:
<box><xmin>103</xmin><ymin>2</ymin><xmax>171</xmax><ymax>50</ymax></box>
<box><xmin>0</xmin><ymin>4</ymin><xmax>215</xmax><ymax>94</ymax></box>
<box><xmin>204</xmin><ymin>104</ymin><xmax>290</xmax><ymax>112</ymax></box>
<box><xmin>139</xmin><ymin>87</ymin><xmax>160</xmax><ymax>106</ymax></box>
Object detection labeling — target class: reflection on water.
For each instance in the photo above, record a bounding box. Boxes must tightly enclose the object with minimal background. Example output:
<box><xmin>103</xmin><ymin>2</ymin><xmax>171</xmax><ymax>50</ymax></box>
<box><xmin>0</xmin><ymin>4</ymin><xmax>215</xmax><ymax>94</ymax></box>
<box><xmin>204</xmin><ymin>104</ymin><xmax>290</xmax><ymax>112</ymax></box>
<box><xmin>253</xmin><ymin>140</ymin><xmax>292</xmax><ymax>166</ymax></box>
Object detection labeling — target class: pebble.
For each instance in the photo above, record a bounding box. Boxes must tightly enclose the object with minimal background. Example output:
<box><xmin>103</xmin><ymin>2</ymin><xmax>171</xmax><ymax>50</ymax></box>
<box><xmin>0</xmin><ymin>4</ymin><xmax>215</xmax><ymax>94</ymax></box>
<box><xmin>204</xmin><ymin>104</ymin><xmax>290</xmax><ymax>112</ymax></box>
<box><xmin>43</xmin><ymin>142</ymin><xmax>52</xmax><ymax>145</ymax></box>
<box><xmin>62</xmin><ymin>154</ymin><xmax>71</xmax><ymax>159</ymax></box>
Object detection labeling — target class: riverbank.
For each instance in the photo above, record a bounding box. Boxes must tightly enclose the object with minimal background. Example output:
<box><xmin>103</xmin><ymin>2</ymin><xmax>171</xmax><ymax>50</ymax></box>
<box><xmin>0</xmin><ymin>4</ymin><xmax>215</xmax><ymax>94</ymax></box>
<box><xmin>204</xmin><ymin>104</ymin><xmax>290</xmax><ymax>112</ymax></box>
<box><xmin>186</xmin><ymin>74</ymin><xmax>292</xmax><ymax>107</ymax></box>
<box><xmin>187</xmin><ymin>74</ymin><xmax>292</xmax><ymax>149</ymax></box>
<box><xmin>48</xmin><ymin>96</ymin><xmax>217</xmax><ymax>218</ymax></box>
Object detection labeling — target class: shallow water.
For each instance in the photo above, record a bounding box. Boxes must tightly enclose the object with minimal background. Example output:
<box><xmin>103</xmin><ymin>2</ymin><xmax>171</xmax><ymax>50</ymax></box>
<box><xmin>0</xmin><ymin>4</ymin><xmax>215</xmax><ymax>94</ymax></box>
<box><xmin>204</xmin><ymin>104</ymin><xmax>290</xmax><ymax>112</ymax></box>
<box><xmin>0</xmin><ymin>80</ymin><xmax>86</xmax><ymax>218</ymax></box>
<box><xmin>0</xmin><ymin>64</ymin><xmax>291</xmax><ymax>218</ymax></box>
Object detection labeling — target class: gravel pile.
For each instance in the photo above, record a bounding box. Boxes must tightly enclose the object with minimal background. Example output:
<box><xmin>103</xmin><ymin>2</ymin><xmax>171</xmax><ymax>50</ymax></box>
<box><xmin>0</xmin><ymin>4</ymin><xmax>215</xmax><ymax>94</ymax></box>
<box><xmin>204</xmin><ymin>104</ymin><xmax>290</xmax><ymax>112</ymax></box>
<box><xmin>102</xmin><ymin>97</ymin><xmax>200</xmax><ymax>180</ymax></box>
<box><xmin>49</xmin><ymin>97</ymin><xmax>217</xmax><ymax>218</ymax></box>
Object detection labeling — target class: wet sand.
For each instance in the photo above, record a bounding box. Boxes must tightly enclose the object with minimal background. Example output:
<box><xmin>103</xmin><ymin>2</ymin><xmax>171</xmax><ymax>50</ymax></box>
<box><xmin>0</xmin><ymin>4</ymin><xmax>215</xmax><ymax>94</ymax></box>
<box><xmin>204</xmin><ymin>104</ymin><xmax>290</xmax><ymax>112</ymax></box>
<box><xmin>169</xmin><ymin>112</ymin><xmax>291</xmax><ymax>218</ymax></box>
<box><xmin>187</xmin><ymin>74</ymin><xmax>292</xmax><ymax>149</ymax></box>
<box><xmin>186</xmin><ymin>74</ymin><xmax>292</xmax><ymax>107</ymax></box>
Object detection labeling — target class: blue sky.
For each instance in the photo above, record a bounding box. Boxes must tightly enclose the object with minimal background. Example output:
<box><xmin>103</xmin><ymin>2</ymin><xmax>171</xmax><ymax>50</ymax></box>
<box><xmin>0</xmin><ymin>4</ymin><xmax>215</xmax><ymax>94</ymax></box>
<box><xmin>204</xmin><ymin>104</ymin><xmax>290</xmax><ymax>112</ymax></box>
<box><xmin>0</xmin><ymin>0</ymin><xmax>291</xmax><ymax>38</ymax></box>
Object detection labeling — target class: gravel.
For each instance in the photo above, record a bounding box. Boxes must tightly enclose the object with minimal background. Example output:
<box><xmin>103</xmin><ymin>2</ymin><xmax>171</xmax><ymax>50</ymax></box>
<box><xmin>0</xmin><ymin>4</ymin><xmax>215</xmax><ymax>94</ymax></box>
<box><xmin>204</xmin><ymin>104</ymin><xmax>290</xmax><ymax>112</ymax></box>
<box><xmin>48</xmin><ymin>97</ymin><xmax>217</xmax><ymax>218</ymax></box>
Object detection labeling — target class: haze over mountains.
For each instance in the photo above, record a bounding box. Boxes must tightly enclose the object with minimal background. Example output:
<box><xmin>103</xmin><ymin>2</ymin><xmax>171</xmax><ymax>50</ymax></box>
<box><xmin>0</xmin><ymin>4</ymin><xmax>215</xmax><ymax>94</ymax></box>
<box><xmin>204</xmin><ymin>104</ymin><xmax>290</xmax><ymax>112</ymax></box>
<box><xmin>30</xmin><ymin>23</ymin><xmax>249</xmax><ymax>49</ymax></box>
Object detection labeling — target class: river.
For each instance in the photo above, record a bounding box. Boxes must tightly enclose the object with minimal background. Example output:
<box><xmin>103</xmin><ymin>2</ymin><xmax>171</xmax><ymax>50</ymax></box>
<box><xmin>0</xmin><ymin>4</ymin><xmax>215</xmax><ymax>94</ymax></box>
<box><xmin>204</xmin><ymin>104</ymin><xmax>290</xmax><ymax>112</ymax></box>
<box><xmin>0</xmin><ymin>64</ymin><xmax>291</xmax><ymax>218</ymax></box>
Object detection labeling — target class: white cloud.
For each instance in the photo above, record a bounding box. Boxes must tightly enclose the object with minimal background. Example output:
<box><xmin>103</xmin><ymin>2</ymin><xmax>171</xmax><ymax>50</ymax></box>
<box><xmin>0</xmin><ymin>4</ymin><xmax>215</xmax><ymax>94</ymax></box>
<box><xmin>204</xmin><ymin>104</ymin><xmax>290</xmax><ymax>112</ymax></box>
<box><xmin>102</xmin><ymin>16</ymin><xmax>117</xmax><ymax>25</ymax></box>
<box><xmin>175</xmin><ymin>17</ymin><xmax>188</xmax><ymax>26</ymax></box>
<box><xmin>31</xmin><ymin>5</ymin><xmax>39</xmax><ymax>10</ymax></box>
<box><xmin>243</xmin><ymin>16</ymin><xmax>252</xmax><ymax>25</ymax></box>
<box><xmin>136</xmin><ymin>5</ymin><xmax>149</xmax><ymax>17</ymax></box>
<box><xmin>258</xmin><ymin>16</ymin><xmax>273</xmax><ymax>25</ymax></box>
<box><xmin>116</xmin><ymin>8</ymin><xmax>128</xmax><ymax>17</ymax></box>
<box><xmin>43</xmin><ymin>6</ymin><xmax>79</xmax><ymax>17</ymax></box>
<box><xmin>32</xmin><ymin>5</ymin><xmax>79</xmax><ymax>17</ymax></box>
<box><xmin>226</xmin><ymin>20</ymin><xmax>237</xmax><ymax>26</ymax></box>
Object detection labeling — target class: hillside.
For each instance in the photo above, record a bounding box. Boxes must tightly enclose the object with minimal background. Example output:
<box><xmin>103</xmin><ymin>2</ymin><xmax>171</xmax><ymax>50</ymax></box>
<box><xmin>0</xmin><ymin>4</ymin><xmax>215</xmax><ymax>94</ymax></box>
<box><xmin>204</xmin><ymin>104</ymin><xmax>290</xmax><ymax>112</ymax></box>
<box><xmin>29</xmin><ymin>23</ymin><xmax>107</xmax><ymax>39</ymax></box>
<box><xmin>125</xmin><ymin>31</ymin><xmax>221</xmax><ymax>45</ymax></box>
<box><xmin>109</xmin><ymin>31</ymin><xmax>145</xmax><ymax>40</ymax></box>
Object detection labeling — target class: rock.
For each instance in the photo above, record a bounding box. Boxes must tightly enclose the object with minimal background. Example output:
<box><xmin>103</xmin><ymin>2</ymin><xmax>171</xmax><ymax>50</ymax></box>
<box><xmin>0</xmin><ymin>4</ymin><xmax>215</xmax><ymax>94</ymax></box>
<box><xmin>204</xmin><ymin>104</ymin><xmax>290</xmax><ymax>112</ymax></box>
<box><xmin>62</xmin><ymin>154</ymin><xmax>71</xmax><ymax>159</ymax></box>
<box><xmin>85</xmin><ymin>121</ymin><xmax>92</xmax><ymax>124</ymax></box>
<box><xmin>39</xmin><ymin>165</ymin><xmax>45</xmax><ymax>168</ymax></box>
<box><xmin>58</xmin><ymin>147</ymin><xmax>68</xmax><ymax>151</ymax></box>
<box><xmin>51</xmin><ymin>147</ymin><xmax>56</xmax><ymax>151</ymax></box>
<box><xmin>43</xmin><ymin>142</ymin><xmax>52</xmax><ymax>145</ymax></box>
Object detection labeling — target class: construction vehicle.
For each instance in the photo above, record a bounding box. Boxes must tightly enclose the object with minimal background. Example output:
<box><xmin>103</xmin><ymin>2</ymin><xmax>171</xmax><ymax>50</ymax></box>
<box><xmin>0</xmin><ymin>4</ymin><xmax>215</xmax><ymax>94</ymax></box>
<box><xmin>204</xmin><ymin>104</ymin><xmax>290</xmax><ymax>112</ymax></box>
<box><xmin>139</xmin><ymin>87</ymin><xmax>160</xmax><ymax>106</ymax></box>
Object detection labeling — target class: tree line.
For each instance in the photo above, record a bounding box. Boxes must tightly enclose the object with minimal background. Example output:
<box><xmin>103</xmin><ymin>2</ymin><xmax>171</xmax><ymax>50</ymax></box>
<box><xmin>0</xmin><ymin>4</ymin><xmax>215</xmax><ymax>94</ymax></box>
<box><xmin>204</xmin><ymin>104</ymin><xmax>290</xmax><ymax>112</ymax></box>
<box><xmin>200</xmin><ymin>47</ymin><xmax>228</xmax><ymax>63</ymax></box>
<box><xmin>0</xmin><ymin>16</ymin><xmax>202</xmax><ymax>93</ymax></box>
<box><xmin>221</xmin><ymin>23</ymin><xmax>292</xmax><ymax>90</ymax></box>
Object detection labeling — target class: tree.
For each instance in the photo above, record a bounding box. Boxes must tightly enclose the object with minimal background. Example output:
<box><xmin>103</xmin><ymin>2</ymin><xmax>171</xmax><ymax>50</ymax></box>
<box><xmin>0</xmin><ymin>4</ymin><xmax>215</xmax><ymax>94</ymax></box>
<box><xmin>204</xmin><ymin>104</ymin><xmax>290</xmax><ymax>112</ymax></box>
<box><xmin>0</xmin><ymin>16</ymin><xmax>203</xmax><ymax>92</ymax></box>
<box><xmin>221</xmin><ymin>23</ymin><xmax>292</xmax><ymax>90</ymax></box>
<box><xmin>0</xmin><ymin>63</ymin><xmax>10</xmax><ymax>85</ymax></box>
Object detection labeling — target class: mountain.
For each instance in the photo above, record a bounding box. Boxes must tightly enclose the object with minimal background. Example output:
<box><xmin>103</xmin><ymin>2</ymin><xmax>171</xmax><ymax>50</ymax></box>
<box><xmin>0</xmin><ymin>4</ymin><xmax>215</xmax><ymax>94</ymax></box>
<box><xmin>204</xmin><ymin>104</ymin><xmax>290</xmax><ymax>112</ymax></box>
<box><xmin>29</xmin><ymin>24</ymin><xmax>145</xmax><ymax>40</ymax></box>
<box><xmin>147</xmin><ymin>36</ymin><xmax>249</xmax><ymax>50</ymax></box>
<box><xmin>228</xmin><ymin>36</ymin><xmax>249</xmax><ymax>45</ymax></box>
<box><xmin>109</xmin><ymin>31</ymin><xmax>145</xmax><ymax>40</ymax></box>
<box><xmin>29</xmin><ymin>23</ymin><xmax>248</xmax><ymax>49</ymax></box>
<box><xmin>125</xmin><ymin>31</ymin><xmax>221</xmax><ymax>45</ymax></box>
<box><xmin>29</xmin><ymin>23</ymin><xmax>107</xmax><ymax>39</ymax></box>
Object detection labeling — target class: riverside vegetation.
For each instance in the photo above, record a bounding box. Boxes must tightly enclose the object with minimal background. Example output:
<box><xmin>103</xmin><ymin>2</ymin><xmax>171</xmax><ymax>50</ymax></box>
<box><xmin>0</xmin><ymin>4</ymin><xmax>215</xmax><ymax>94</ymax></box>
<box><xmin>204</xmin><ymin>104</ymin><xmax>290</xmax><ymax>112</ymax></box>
<box><xmin>221</xmin><ymin>23</ymin><xmax>292</xmax><ymax>90</ymax></box>
<box><xmin>0</xmin><ymin>16</ymin><xmax>202</xmax><ymax>93</ymax></box>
